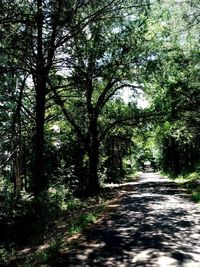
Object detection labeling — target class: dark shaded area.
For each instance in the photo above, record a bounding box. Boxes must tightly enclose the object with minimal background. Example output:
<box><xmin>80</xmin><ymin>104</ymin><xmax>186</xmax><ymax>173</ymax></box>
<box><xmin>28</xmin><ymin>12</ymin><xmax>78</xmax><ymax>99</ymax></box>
<box><xmin>0</xmin><ymin>198</ymin><xmax>53</xmax><ymax>253</ymax></box>
<box><xmin>51</xmin><ymin>173</ymin><xmax>200</xmax><ymax>267</ymax></box>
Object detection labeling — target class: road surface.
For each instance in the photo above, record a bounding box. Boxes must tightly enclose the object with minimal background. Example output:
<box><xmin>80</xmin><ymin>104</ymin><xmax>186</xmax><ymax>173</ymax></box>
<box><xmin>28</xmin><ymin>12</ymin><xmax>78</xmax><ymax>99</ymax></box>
<box><xmin>54</xmin><ymin>172</ymin><xmax>200</xmax><ymax>267</ymax></box>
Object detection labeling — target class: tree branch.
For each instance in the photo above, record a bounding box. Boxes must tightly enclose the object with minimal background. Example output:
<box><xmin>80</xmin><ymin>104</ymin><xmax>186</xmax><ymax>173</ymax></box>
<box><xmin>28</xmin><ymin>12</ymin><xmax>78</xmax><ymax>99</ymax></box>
<box><xmin>48</xmin><ymin>80</ymin><xmax>86</xmax><ymax>141</ymax></box>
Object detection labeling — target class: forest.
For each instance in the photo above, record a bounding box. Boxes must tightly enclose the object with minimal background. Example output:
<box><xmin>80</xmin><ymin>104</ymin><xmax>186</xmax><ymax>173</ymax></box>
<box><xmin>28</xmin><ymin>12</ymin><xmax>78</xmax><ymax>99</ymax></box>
<box><xmin>0</xmin><ymin>0</ymin><xmax>199</xmax><ymax>265</ymax></box>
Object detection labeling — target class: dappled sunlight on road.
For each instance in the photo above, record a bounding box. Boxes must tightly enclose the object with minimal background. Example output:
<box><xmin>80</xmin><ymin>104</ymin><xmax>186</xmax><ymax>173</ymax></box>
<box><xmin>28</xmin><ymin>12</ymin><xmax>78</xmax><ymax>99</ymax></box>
<box><xmin>52</xmin><ymin>173</ymin><xmax>200</xmax><ymax>267</ymax></box>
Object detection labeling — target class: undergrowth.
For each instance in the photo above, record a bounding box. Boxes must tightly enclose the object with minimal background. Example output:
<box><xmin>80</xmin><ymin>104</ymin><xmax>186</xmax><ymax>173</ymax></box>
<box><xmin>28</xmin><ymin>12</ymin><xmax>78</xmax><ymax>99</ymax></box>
<box><xmin>0</xmin><ymin>183</ymin><xmax>110</xmax><ymax>266</ymax></box>
<box><xmin>168</xmin><ymin>171</ymin><xmax>200</xmax><ymax>203</ymax></box>
<box><xmin>0</xmin><ymin>176</ymin><xmax>136</xmax><ymax>266</ymax></box>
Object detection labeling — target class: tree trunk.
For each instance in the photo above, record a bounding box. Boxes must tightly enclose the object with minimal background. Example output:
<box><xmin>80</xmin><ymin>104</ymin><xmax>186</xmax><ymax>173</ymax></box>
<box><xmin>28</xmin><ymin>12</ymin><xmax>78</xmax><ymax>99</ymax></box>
<box><xmin>87</xmin><ymin>142</ymin><xmax>100</xmax><ymax>195</ymax></box>
<box><xmin>11</xmin><ymin>75</ymin><xmax>24</xmax><ymax>198</ymax></box>
<box><xmin>33</xmin><ymin>79</ymin><xmax>46</xmax><ymax>196</ymax></box>
<box><xmin>13</xmin><ymin>152</ymin><xmax>21</xmax><ymax>198</ymax></box>
<box><xmin>32</xmin><ymin>0</ymin><xmax>47</xmax><ymax>197</ymax></box>
<box><xmin>86</xmin><ymin>117</ymin><xmax>100</xmax><ymax>196</ymax></box>
<box><xmin>170</xmin><ymin>137</ymin><xmax>180</xmax><ymax>175</ymax></box>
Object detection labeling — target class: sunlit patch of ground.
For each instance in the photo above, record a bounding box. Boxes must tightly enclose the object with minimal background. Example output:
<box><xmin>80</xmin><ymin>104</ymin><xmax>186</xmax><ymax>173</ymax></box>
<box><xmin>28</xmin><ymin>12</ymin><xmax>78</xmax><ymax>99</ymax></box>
<box><xmin>53</xmin><ymin>172</ymin><xmax>200</xmax><ymax>267</ymax></box>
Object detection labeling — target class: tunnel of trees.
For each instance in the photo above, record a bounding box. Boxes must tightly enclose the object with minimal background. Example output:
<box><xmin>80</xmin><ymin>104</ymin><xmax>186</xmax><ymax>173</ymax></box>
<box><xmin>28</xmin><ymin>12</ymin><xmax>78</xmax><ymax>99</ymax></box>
<box><xmin>0</xmin><ymin>0</ymin><xmax>199</xmax><ymax>264</ymax></box>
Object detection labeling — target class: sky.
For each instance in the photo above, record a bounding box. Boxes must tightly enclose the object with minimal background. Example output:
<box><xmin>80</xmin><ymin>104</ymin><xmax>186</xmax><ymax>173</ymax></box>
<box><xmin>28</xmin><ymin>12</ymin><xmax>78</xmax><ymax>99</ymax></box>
<box><xmin>119</xmin><ymin>88</ymin><xmax>149</xmax><ymax>109</ymax></box>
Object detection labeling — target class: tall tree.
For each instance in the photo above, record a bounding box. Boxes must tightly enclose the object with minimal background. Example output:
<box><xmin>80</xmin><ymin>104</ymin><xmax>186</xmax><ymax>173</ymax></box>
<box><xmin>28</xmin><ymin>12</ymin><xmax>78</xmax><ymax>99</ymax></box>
<box><xmin>143</xmin><ymin>0</ymin><xmax>200</xmax><ymax>175</ymax></box>
<box><xmin>49</xmin><ymin>1</ymin><xmax>151</xmax><ymax>195</ymax></box>
<box><xmin>2</xmin><ymin>0</ymin><xmax>151</xmax><ymax>197</ymax></box>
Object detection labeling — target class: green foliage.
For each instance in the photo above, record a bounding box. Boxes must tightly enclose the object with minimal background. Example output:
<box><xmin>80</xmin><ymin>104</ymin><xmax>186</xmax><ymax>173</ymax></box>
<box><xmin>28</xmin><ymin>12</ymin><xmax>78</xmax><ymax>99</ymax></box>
<box><xmin>169</xmin><ymin>172</ymin><xmax>200</xmax><ymax>203</ymax></box>
<box><xmin>68</xmin><ymin>213</ymin><xmax>97</xmax><ymax>236</ymax></box>
<box><xmin>78</xmin><ymin>213</ymin><xmax>96</xmax><ymax>225</ymax></box>
<box><xmin>68</xmin><ymin>225</ymin><xmax>82</xmax><ymax>236</ymax></box>
<box><xmin>102</xmin><ymin>125</ymin><xmax>135</xmax><ymax>183</ymax></box>
<box><xmin>0</xmin><ymin>247</ymin><xmax>14</xmax><ymax>266</ymax></box>
<box><xmin>38</xmin><ymin>239</ymin><xmax>62</xmax><ymax>264</ymax></box>
<box><xmin>144</xmin><ymin>0</ymin><xmax>200</xmax><ymax>176</ymax></box>
<box><xmin>187</xmin><ymin>172</ymin><xmax>200</xmax><ymax>181</ymax></box>
<box><xmin>0</xmin><ymin>0</ymin><xmax>200</xmax><ymax>263</ymax></box>
<box><xmin>21</xmin><ymin>238</ymin><xmax>63</xmax><ymax>266</ymax></box>
<box><xmin>191</xmin><ymin>190</ymin><xmax>200</xmax><ymax>203</ymax></box>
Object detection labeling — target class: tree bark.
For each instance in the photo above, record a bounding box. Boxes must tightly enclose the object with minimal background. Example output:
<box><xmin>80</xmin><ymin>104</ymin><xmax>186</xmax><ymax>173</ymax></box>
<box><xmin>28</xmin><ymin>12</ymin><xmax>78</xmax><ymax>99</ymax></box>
<box><xmin>86</xmin><ymin>116</ymin><xmax>100</xmax><ymax>196</ymax></box>
<box><xmin>11</xmin><ymin>76</ymin><xmax>26</xmax><ymax>198</ymax></box>
<box><xmin>13</xmin><ymin>151</ymin><xmax>21</xmax><ymax>198</ymax></box>
<box><xmin>87</xmin><ymin>142</ymin><xmax>100</xmax><ymax>195</ymax></box>
<box><xmin>33</xmin><ymin>78</ymin><xmax>46</xmax><ymax>196</ymax></box>
<box><xmin>32</xmin><ymin>0</ymin><xmax>47</xmax><ymax>197</ymax></box>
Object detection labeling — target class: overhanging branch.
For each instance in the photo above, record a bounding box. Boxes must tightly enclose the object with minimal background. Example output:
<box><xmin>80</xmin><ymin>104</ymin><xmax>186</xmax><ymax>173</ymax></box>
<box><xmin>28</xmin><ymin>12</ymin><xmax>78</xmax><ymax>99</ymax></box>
<box><xmin>48</xmin><ymin>80</ymin><xmax>86</xmax><ymax>142</ymax></box>
<box><xmin>99</xmin><ymin>111</ymin><xmax>168</xmax><ymax>141</ymax></box>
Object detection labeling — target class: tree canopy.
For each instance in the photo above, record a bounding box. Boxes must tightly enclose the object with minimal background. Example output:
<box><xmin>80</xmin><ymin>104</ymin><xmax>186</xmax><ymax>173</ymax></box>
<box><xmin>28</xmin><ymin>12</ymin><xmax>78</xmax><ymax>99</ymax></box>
<box><xmin>0</xmin><ymin>1</ymin><xmax>199</xmax><ymax>263</ymax></box>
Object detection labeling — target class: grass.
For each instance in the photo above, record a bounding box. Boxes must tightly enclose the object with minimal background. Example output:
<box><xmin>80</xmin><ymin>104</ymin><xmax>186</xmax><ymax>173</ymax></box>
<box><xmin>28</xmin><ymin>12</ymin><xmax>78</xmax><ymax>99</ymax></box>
<box><xmin>168</xmin><ymin>171</ymin><xmax>200</xmax><ymax>203</ymax></box>
<box><xmin>68</xmin><ymin>213</ymin><xmax>97</xmax><ymax>235</ymax></box>
<box><xmin>36</xmin><ymin>239</ymin><xmax>62</xmax><ymax>265</ymax></box>
<box><xmin>1</xmin><ymin>177</ymin><xmax>137</xmax><ymax>266</ymax></box>
<box><xmin>4</xmin><ymin>189</ymin><xmax>109</xmax><ymax>266</ymax></box>
<box><xmin>191</xmin><ymin>190</ymin><xmax>200</xmax><ymax>203</ymax></box>
<box><xmin>11</xmin><ymin>209</ymin><xmax>101</xmax><ymax>266</ymax></box>
<box><xmin>123</xmin><ymin>171</ymin><xmax>141</xmax><ymax>182</ymax></box>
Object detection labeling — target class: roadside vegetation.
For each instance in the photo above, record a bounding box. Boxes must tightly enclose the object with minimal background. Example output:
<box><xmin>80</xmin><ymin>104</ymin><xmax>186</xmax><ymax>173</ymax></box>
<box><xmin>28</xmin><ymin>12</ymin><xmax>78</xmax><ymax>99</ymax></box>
<box><xmin>0</xmin><ymin>0</ymin><xmax>199</xmax><ymax>265</ymax></box>
<box><xmin>167</xmin><ymin>172</ymin><xmax>200</xmax><ymax>203</ymax></box>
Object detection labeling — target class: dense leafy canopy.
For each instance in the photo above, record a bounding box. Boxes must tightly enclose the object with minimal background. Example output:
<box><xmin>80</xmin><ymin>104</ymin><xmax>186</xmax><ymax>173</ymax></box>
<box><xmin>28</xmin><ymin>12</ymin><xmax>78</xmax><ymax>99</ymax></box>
<box><xmin>0</xmin><ymin>0</ymin><xmax>199</xmax><ymax>263</ymax></box>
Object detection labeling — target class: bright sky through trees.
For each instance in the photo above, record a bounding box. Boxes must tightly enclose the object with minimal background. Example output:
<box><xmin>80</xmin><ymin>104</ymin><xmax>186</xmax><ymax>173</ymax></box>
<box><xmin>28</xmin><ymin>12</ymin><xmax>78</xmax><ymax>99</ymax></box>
<box><xmin>120</xmin><ymin>88</ymin><xmax>149</xmax><ymax>108</ymax></box>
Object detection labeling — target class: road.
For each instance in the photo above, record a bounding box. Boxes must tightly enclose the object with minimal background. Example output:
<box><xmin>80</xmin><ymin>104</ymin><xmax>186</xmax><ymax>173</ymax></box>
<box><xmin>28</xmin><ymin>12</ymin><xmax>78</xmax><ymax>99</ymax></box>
<box><xmin>54</xmin><ymin>172</ymin><xmax>200</xmax><ymax>267</ymax></box>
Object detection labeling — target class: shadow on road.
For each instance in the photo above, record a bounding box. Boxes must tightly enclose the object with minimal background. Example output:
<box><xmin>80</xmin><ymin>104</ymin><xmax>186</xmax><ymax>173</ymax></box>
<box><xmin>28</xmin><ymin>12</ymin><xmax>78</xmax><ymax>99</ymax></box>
<box><xmin>52</xmin><ymin>173</ymin><xmax>200</xmax><ymax>267</ymax></box>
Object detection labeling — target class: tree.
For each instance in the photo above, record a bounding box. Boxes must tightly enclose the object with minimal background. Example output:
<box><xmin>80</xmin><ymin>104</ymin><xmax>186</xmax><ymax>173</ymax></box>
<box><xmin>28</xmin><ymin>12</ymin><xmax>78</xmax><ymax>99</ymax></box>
<box><xmin>143</xmin><ymin>0</ymin><xmax>200</xmax><ymax>175</ymax></box>
<box><xmin>1</xmin><ymin>0</ymin><xmax>151</xmax><ymax>197</ymax></box>
<box><xmin>49</xmin><ymin>1</ymin><xmax>151</xmax><ymax>195</ymax></box>
<box><xmin>103</xmin><ymin>124</ymin><xmax>134</xmax><ymax>183</ymax></box>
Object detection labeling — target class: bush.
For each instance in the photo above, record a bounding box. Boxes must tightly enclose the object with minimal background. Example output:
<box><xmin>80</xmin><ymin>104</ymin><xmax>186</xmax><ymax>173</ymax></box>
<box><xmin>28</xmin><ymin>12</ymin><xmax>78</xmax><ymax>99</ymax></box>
<box><xmin>187</xmin><ymin>172</ymin><xmax>200</xmax><ymax>181</ymax></box>
<box><xmin>192</xmin><ymin>190</ymin><xmax>200</xmax><ymax>203</ymax></box>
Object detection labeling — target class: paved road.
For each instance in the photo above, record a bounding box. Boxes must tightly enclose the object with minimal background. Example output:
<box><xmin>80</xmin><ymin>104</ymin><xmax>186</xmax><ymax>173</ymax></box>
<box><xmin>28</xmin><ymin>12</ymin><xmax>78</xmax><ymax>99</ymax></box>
<box><xmin>55</xmin><ymin>173</ymin><xmax>200</xmax><ymax>267</ymax></box>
